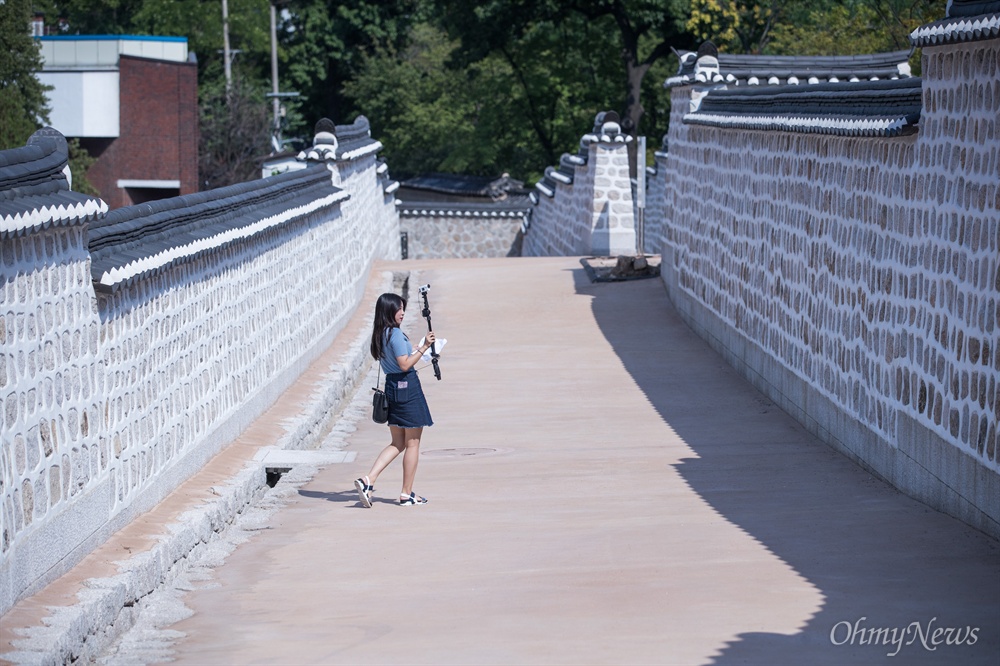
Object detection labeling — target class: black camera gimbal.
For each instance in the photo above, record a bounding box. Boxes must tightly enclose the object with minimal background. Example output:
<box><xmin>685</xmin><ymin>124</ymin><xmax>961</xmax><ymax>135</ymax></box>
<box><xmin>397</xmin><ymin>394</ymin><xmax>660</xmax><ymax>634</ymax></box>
<box><xmin>418</xmin><ymin>284</ymin><xmax>441</xmax><ymax>380</ymax></box>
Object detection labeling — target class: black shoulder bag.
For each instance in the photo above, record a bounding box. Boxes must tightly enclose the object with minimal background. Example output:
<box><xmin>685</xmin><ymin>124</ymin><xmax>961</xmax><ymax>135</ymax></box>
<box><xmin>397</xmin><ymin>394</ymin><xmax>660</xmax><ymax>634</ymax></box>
<box><xmin>372</xmin><ymin>364</ymin><xmax>389</xmax><ymax>424</ymax></box>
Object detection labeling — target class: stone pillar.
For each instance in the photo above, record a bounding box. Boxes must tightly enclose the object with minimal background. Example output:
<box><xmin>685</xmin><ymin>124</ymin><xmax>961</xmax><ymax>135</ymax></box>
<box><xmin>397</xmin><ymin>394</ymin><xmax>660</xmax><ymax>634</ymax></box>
<box><xmin>587</xmin><ymin>117</ymin><xmax>637</xmax><ymax>256</ymax></box>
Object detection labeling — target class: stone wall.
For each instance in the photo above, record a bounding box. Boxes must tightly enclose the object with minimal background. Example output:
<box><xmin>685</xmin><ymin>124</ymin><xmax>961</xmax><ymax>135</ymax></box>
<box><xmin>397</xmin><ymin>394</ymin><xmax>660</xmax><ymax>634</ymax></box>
<box><xmin>523</xmin><ymin>116</ymin><xmax>638</xmax><ymax>257</ymax></box>
<box><xmin>400</xmin><ymin>211</ymin><xmax>525</xmax><ymax>258</ymax></box>
<box><xmin>1</xmin><ymin>147</ymin><xmax>400</xmax><ymax>613</ymax></box>
<box><xmin>653</xmin><ymin>37</ymin><xmax>999</xmax><ymax>536</ymax></box>
<box><xmin>644</xmin><ymin>140</ymin><xmax>670</xmax><ymax>256</ymax></box>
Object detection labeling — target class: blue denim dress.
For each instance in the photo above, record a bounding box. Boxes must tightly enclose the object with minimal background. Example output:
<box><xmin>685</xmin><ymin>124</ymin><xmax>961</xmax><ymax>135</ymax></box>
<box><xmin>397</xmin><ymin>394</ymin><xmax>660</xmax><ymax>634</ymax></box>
<box><xmin>385</xmin><ymin>369</ymin><xmax>434</xmax><ymax>428</ymax></box>
<box><xmin>381</xmin><ymin>328</ymin><xmax>433</xmax><ymax>428</ymax></box>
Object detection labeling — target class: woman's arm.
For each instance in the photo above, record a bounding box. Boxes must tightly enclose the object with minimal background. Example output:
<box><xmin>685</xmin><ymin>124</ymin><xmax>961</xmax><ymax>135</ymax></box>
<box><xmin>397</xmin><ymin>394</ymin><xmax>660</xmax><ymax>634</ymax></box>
<box><xmin>395</xmin><ymin>331</ymin><xmax>435</xmax><ymax>372</ymax></box>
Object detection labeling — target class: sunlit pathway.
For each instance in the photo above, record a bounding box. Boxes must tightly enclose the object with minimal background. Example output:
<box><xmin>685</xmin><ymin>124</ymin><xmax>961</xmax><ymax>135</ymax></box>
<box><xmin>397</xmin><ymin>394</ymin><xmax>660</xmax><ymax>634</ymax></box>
<box><xmin>163</xmin><ymin>257</ymin><xmax>998</xmax><ymax>665</ymax></box>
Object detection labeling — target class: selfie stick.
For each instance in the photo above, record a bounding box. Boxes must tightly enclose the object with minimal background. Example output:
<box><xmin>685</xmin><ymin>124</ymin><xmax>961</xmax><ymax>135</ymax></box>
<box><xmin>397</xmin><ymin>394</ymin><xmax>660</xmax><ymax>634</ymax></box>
<box><xmin>418</xmin><ymin>284</ymin><xmax>442</xmax><ymax>380</ymax></box>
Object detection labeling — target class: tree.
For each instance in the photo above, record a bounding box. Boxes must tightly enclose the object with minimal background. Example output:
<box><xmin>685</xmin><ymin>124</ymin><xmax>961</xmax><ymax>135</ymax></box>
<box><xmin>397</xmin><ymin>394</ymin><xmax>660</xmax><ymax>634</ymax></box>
<box><xmin>41</xmin><ymin>0</ymin><xmax>146</xmax><ymax>35</ymax></box>
<box><xmin>768</xmin><ymin>1</ymin><xmax>942</xmax><ymax>58</ymax></box>
<box><xmin>686</xmin><ymin>0</ymin><xmax>786</xmax><ymax>53</ymax></box>
<box><xmin>0</xmin><ymin>0</ymin><xmax>51</xmax><ymax>148</ymax></box>
<box><xmin>344</xmin><ymin>13</ymin><xmax>634</xmax><ymax>181</ymax></box>
<box><xmin>199</xmin><ymin>71</ymin><xmax>272</xmax><ymax>189</ymax></box>
<box><xmin>433</xmin><ymin>0</ymin><xmax>695</xmax><ymax>142</ymax></box>
<box><xmin>279</xmin><ymin>0</ymin><xmax>422</xmax><ymax>130</ymax></box>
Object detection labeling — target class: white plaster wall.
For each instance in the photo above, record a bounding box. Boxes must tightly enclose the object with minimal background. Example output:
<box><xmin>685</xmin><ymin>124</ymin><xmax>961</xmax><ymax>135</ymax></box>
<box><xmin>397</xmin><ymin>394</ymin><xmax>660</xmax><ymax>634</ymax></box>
<box><xmin>644</xmin><ymin>154</ymin><xmax>669</xmax><ymax>255</ymax></box>
<box><xmin>0</xmin><ymin>154</ymin><xmax>401</xmax><ymax>613</ymax></box>
<box><xmin>589</xmin><ymin>141</ymin><xmax>637</xmax><ymax>255</ymax></box>
<box><xmin>656</xmin><ymin>38</ymin><xmax>999</xmax><ymax>536</ymax></box>
<box><xmin>523</xmin><ymin>140</ymin><xmax>637</xmax><ymax>257</ymax></box>
<box><xmin>0</xmin><ymin>226</ymin><xmax>105</xmax><ymax>611</ymax></box>
<box><xmin>332</xmin><ymin>155</ymin><xmax>402</xmax><ymax>263</ymax></box>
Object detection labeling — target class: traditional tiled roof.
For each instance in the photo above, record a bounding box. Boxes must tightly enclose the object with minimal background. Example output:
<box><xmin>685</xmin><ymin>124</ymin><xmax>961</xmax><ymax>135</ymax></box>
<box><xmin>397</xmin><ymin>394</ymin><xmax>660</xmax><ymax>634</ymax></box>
<box><xmin>685</xmin><ymin>77</ymin><xmax>922</xmax><ymax>137</ymax></box>
<box><xmin>376</xmin><ymin>160</ymin><xmax>399</xmax><ymax>195</ymax></box>
<box><xmin>297</xmin><ymin>116</ymin><xmax>384</xmax><ymax>162</ymax></box>
<box><xmin>910</xmin><ymin>0</ymin><xmax>1000</xmax><ymax>46</ymax></box>
<box><xmin>398</xmin><ymin>173</ymin><xmax>524</xmax><ymax>201</ymax></box>
<box><xmin>0</xmin><ymin>128</ymin><xmax>107</xmax><ymax>236</ymax></box>
<box><xmin>397</xmin><ymin>199</ymin><xmax>532</xmax><ymax>219</ymax></box>
<box><xmin>396</xmin><ymin>172</ymin><xmax>531</xmax><ymax>227</ymax></box>
<box><xmin>665</xmin><ymin>48</ymin><xmax>913</xmax><ymax>88</ymax></box>
<box><xmin>89</xmin><ymin>165</ymin><xmax>348</xmax><ymax>292</ymax></box>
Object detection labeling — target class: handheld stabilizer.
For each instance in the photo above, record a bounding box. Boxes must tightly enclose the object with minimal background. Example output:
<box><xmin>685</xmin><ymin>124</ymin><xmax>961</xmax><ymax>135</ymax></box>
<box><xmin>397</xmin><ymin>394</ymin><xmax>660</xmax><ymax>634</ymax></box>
<box><xmin>418</xmin><ymin>284</ymin><xmax>442</xmax><ymax>380</ymax></box>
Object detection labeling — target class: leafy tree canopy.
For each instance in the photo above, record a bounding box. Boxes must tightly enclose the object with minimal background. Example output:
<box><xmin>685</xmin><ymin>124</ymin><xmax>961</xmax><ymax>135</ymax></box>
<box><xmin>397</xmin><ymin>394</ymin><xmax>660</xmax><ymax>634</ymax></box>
<box><xmin>0</xmin><ymin>0</ymin><xmax>51</xmax><ymax>148</ymax></box>
<box><xmin>279</xmin><ymin>0</ymin><xmax>423</xmax><ymax>136</ymax></box>
<box><xmin>7</xmin><ymin>0</ymin><xmax>947</xmax><ymax>186</ymax></box>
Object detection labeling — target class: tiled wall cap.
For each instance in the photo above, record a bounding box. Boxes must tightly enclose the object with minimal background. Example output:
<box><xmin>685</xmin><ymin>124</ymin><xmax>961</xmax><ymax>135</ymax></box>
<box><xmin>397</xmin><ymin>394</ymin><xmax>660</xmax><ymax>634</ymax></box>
<box><xmin>665</xmin><ymin>47</ymin><xmax>914</xmax><ymax>88</ymax></box>
<box><xmin>910</xmin><ymin>12</ymin><xmax>1000</xmax><ymax>46</ymax></box>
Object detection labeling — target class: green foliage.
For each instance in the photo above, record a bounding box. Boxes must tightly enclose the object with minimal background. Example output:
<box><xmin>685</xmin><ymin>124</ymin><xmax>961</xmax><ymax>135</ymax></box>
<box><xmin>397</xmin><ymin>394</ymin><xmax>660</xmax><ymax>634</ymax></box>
<box><xmin>131</xmin><ymin>0</ymin><xmax>272</xmax><ymax>74</ymax></box>
<box><xmin>686</xmin><ymin>0</ymin><xmax>785</xmax><ymax>53</ymax></box>
<box><xmin>0</xmin><ymin>0</ymin><xmax>51</xmax><ymax>148</ymax></box>
<box><xmin>43</xmin><ymin>0</ymin><xmax>146</xmax><ymax>34</ymax></box>
<box><xmin>343</xmin><ymin>14</ymin><xmax>629</xmax><ymax>181</ymax></box>
<box><xmin>11</xmin><ymin>0</ymin><xmax>945</xmax><ymax>189</ymax></box>
<box><xmin>280</xmin><ymin>0</ymin><xmax>422</xmax><ymax>129</ymax></box>
<box><xmin>767</xmin><ymin>0</ymin><xmax>942</xmax><ymax>73</ymax></box>
<box><xmin>0</xmin><ymin>87</ymin><xmax>41</xmax><ymax>149</ymax></box>
<box><xmin>426</xmin><ymin>0</ymin><xmax>695</xmax><ymax>179</ymax></box>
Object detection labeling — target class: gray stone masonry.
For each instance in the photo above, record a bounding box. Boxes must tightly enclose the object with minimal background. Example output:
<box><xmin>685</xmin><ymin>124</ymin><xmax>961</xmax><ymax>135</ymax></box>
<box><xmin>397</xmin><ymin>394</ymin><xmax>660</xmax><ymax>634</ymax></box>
<box><xmin>400</xmin><ymin>212</ymin><xmax>524</xmax><ymax>258</ymax></box>
<box><xmin>653</xmin><ymin>36</ymin><xmax>999</xmax><ymax>537</ymax></box>
<box><xmin>0</xmin><ymin>130</ymin><xmax>401</xmax><ymax>615</ymax></box>
<box><xmin>523</xmin><ymin>114</ymin><xmax>638</xmax><ymax>257</ymax></box>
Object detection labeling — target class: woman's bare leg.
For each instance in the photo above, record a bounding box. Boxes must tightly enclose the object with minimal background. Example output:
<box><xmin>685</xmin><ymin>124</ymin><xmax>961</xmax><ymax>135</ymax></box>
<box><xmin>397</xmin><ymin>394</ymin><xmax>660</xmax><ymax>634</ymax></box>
<box><xmin>367</xmin><ymin>426</ymin><xmax>407</xmax><ymax>486</ymax></box>
<box><xmin>400</xmin><ymin>427</ymin><xmax>423</xmax><ymax>496</ymax></box>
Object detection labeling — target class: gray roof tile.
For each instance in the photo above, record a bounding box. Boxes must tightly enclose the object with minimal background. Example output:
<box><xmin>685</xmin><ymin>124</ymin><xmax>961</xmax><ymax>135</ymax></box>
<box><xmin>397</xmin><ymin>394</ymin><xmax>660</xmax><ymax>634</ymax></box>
<box><xmin>90</xmin><ymin>166</ymin><xmax>347</xmax><ymax>292</ymax></box>
<box><xmin>685</xmin><ymin>77</ymin><xmax>922</xmax><ymax>137</ymax></box>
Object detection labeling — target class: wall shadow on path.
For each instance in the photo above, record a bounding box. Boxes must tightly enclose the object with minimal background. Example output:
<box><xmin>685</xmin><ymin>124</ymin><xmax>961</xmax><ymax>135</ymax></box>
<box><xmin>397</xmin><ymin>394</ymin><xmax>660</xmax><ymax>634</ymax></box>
<box><xmin>577</xmin><ymin>269</ymin><xmax>1000</xmax><ymax>666</ymax></box>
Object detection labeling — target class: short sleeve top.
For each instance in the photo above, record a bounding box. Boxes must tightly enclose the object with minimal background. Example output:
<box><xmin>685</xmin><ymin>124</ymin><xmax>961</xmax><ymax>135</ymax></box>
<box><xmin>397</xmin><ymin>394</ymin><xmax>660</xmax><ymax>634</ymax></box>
<box><xmin>381</xmin><ymin>327</ymin><xmax>413</xmax><ymax>374</ymax></box>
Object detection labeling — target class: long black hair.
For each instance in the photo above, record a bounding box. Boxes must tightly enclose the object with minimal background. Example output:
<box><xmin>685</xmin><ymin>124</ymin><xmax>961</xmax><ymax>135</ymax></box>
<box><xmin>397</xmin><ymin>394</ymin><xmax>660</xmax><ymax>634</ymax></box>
<box><xmin>370</xmin><ymin>292</ymin><xmax>407</xmax><ymax>361</ymax></box>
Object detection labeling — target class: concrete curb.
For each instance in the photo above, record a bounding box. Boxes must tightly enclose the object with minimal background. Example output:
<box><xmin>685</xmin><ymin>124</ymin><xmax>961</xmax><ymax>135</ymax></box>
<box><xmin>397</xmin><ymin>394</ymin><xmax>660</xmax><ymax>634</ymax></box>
<box><xmin>1</xmin><ymin>270</ymin><xmax>404</xmax><ymax>665</ymax></box>
<box><xmin>2</xmin><ymin>467</ymin><xmax>267</xmax><ymax>665</ymax></box>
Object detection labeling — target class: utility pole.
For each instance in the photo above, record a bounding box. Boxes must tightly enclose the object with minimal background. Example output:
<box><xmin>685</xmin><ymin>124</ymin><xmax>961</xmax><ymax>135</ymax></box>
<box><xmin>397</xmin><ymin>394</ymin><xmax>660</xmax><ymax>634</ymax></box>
<box><xmin>267</xmin><ymin>1</ymin><xmax>298</xmax><ymax>153</ymax></box>
<box><xmin>222</xmin><ymin>0</ymin><xmax>232</xmax><ymax>96</ymax></box>
<box><xmin>270</xmin><ymin>1</ymin><xmax>280</xmax><ymax>138</ymax></box>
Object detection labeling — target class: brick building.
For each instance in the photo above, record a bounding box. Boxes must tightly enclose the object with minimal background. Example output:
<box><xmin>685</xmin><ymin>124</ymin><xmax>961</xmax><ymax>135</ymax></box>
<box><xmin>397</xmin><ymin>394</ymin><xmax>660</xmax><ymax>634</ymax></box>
<box><xmin>37</xmin><ymin>36</ymin><xmax>198</xmax><ymax>209</ymax></box>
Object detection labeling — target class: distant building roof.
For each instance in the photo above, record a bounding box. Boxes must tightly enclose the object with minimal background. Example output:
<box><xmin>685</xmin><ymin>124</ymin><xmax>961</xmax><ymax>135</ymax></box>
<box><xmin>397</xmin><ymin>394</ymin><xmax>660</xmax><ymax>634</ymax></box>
<box><xmin>397</xmin><ymin>201</ymin><xmax>532</xmax><ymax>220</ymax></box>
<box><xmin>37</xmin><ymin>35</ymin><xmax>190</xmax><ymax>69</ymax></box>
<box><xmin>910</xmin><ymin>0</ymin><xmax>1000</xmax><ymax>46</ymax></box>
<box><xmin>395</xmin><ymin>173</ymin><xmax>532</xmax><ymax>223</ymax></box>
<box><xmin>397</xmin><ymin>173</ymin><xmax>526</xmax><ymax>202</ymax></box>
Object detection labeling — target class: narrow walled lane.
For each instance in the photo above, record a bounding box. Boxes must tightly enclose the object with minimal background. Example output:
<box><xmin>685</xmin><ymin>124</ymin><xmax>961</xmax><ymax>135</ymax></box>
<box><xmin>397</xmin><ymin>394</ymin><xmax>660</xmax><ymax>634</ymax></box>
<box><xmin>162</xmin><ymin>257</ymin><xmax>999</xmax><ymax>665</ymax></box>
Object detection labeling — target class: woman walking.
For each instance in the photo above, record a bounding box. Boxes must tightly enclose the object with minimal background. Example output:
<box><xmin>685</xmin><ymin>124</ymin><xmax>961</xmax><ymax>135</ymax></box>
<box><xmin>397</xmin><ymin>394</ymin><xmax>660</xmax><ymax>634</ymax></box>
<box><xmin>355</xmin><ymin>292</ymin><xmax>436</xmax><ymax>507</ymax></box>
